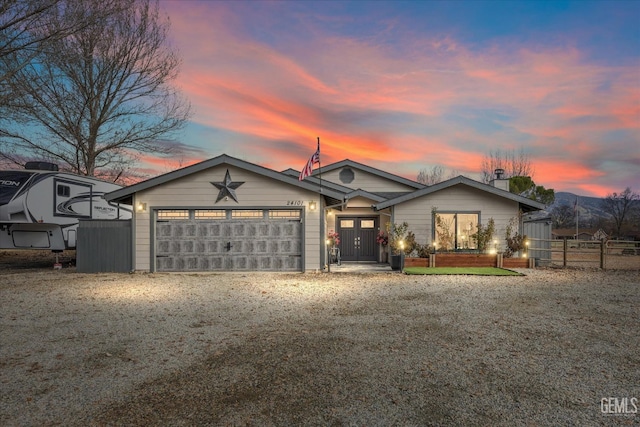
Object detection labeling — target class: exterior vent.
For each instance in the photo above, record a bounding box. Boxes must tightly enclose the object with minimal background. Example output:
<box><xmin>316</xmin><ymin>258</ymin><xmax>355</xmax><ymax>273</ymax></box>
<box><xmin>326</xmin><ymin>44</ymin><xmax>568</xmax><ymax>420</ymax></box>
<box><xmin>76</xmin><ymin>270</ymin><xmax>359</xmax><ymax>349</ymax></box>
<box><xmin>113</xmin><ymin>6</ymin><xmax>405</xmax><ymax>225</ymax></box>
<box><xmin>25</xmin><ymin>161</ymin><xmax>59</xmax><ymax>171</ymax></box>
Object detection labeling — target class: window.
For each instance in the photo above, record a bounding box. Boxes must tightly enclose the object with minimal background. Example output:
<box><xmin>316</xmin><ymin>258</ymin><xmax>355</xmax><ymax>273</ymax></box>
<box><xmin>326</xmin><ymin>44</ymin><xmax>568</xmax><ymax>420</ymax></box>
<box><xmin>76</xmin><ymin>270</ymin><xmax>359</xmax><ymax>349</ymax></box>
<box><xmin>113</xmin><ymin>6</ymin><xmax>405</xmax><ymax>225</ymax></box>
<box><xmin>158</xmin><ymin>210</ymin><xmax>189</xmax><ymax>220</ymax></box>
<box><xmin>434</xmin><ymin>212</ymin><xmax>479</xmax><ymax>250</ymax></box>
<box><xmin>57</xmin><ymin>185</ymin><xmax>70</xmax><ymax>197</ymax></box>
<box><xmin>268</xmin><ymin>210</ymin><xmax>301</xmax><ymax>219</ymax></box>
<box><xmin>360</xmin><ymin>219</ymin><xmax>375</xmax><ymax>228</ymax></box>
<box><xmin>232</xmin><ymin>210</ymin><xmax>264</xmax><ymax>219</ymax></box>
<box><xmin>339</xmin><ymin>167</ymin><xmax>355</xmax><ymax>184</ymax></box>
<box><xmin>340</xmin><ymin>219</ymin><xmax>354</xmax><ymax>228</ymax></box>
<box><xmin>195</xmin><ymin>210</ymin><xmax>226</xmax><ymax>219</ymax></box>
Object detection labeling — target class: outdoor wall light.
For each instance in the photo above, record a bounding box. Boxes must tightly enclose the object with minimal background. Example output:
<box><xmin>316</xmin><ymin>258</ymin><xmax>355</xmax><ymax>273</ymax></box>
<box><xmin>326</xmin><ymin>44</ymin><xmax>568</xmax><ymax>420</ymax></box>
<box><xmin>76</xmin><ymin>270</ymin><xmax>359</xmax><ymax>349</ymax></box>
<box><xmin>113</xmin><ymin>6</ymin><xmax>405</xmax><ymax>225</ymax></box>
<box><xmin>309</xmin><ymin>201</ymin><xmax>317</xmax><ymax>211</ymax></box>
<box><xmin>136</xmin><ymin>202</ymin><xmax>147</xmax><ymax>212</ymax></box>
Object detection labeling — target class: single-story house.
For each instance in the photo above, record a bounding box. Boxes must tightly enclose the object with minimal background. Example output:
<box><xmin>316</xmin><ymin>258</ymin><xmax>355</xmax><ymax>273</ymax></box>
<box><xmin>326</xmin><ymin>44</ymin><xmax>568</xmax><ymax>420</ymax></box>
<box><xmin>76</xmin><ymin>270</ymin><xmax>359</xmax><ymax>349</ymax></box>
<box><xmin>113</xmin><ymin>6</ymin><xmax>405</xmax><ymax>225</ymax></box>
<box><xmin>105</xmin><ymin>154</ymin><xmax>546</xmax><ymax>272</ymax></box>
<box><xmin>552</xmin><ymin>228</ymin><xmax>609</xmax><ymax>241</ymax></box>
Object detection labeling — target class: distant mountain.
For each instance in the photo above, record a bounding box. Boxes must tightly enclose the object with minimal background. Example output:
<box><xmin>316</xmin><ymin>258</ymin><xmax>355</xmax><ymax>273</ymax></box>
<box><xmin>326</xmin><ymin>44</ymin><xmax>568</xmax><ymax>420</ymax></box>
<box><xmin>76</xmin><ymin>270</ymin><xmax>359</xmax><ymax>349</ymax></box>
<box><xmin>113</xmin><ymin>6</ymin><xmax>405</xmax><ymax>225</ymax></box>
<box><xmin>546</xmin><ymin>192</ymin><xmax>611</xmax><ymax>224</ymax></box>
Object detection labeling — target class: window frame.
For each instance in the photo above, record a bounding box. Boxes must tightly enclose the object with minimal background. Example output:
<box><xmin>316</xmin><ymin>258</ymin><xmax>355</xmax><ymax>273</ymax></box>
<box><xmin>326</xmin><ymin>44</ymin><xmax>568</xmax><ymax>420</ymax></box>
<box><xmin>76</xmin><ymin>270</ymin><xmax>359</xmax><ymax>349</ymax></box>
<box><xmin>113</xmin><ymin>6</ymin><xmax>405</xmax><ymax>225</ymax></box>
<box><xmin>433</xmin><ymin>211</ymin><xmax>481</xmax><ymax>251</ymax></box>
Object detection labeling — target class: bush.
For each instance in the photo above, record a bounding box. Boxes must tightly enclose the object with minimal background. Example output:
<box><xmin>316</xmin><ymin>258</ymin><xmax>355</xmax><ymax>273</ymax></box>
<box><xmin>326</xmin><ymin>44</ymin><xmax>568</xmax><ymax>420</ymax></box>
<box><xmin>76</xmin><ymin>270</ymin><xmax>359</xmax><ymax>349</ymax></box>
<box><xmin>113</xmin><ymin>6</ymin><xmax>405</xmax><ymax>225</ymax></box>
<box><xmin>471</xmin><ymin>218</ymin><xmax>495</xmax><ymax>253</ymax></box>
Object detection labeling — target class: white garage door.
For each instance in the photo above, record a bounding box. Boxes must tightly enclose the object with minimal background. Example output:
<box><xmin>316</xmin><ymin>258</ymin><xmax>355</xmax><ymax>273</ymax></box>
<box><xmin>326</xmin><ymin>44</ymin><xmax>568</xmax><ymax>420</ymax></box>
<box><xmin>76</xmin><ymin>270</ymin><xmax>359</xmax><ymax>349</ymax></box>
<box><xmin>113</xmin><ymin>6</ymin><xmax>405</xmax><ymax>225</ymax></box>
<box><xmin>155</xmin><ymin>209</ymin><xmax>303</xmax><ymax>272</ymax></box>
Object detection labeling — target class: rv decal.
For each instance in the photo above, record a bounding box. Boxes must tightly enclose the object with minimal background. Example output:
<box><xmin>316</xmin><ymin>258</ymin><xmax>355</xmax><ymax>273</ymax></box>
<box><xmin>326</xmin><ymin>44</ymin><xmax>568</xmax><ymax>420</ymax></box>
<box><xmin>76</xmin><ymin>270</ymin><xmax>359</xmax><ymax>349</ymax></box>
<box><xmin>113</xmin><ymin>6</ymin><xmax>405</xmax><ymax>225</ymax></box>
<box><xmin>56</xmin><ymin>194</ymin><xmax>94</xmax><ymax>216</ymax></box>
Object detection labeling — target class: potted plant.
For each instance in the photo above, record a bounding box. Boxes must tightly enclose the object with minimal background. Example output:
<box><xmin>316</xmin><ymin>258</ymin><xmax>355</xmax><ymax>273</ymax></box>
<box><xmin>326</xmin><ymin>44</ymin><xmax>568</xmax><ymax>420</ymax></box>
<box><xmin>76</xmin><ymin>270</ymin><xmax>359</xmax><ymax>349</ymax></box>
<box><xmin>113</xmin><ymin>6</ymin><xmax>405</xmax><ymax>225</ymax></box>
<box><xmin>387</xmin><ymin>222</ymin><xmax>409</xmax><ymax>270</ymax></box>
<box><xmin>376</xmin><ymin>230</ymin><xmax>389</xmax><ymax>263</ymax></box>
<box><xmin>327</xmin><ymin>231</ymin><xmax>340</xmax><ymax>264</ymax></box>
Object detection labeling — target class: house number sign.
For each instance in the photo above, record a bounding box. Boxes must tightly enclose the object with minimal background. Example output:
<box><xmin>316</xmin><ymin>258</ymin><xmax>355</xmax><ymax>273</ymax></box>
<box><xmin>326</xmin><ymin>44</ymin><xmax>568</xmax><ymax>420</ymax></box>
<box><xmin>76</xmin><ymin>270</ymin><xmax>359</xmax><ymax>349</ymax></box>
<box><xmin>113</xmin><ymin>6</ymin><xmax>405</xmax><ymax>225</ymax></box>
<box><xmin>286</xmin><ymin>200</ymin><xmax>304</xmax><ymax>206</ymax></box>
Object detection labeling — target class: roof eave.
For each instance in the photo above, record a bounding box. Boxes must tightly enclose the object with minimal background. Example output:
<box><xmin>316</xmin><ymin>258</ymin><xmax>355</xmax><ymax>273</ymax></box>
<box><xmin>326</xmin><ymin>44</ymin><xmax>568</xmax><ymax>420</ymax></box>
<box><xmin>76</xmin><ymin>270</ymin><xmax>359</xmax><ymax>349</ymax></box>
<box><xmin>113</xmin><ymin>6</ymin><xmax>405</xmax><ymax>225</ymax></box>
<box><xmin>105</xmin><ymin>154</ymin><xmax>345</xmax><ymax>202</ymax></box>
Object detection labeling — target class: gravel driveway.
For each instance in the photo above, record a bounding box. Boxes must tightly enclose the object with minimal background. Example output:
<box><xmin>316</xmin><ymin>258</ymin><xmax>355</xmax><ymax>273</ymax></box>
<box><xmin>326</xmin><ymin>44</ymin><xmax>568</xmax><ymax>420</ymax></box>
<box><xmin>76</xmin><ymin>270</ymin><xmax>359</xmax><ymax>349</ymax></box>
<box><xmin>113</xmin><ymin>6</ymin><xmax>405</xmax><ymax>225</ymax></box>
<box><xmin>1</xmin><ymin>268</ymin><xmax>638</xmax><ymax>426</ymax></box>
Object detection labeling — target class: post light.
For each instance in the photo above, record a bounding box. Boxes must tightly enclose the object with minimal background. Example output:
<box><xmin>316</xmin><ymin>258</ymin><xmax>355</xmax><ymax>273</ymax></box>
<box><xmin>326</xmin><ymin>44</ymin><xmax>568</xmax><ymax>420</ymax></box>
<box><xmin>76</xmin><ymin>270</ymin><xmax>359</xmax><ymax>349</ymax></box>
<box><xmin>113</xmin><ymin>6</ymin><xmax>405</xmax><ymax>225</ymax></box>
<box><xmin>309</xmin><ymin>201</ymin><xmax>317</xmax><ymax>211</ymax></box>
<box><xmin>326</xmin><ymin>238</ymin><xmax>331</xmax><ymax>272</ymax></box>
<box><xmin>399</xmin><ymin>240</ymin><xmax>405</xmax><ymax>271</ymax></box>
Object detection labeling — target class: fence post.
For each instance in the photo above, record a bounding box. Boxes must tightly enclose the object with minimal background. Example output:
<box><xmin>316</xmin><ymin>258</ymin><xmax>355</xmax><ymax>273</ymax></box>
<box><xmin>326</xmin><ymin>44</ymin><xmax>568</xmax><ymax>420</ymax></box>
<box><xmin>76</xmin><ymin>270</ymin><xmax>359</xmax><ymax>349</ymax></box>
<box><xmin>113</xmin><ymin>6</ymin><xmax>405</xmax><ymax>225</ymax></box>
<box><xmin>601</xmin><ymin>240</ymin><xmax>605</xmax><ymax>270</ymax></box>
<box><xmin>563</xmin><ymin>239</ymin><xmax>567</xmax><ymax>268</ymax></box>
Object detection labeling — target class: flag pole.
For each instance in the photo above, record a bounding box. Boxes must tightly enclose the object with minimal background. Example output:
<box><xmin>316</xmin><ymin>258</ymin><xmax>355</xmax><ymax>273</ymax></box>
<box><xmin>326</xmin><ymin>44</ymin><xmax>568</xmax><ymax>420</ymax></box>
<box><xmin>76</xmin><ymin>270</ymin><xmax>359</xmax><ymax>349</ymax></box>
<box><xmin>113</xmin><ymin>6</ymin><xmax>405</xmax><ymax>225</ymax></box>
<box><xmin>317</xmin><ymin>137</ymin><xmax>322</xmax><ymax>194</ymax></box>
<box><xmin>575</xmin><ymin>196</ymin><xmax>579</xmax><ymax>240</ymax></box>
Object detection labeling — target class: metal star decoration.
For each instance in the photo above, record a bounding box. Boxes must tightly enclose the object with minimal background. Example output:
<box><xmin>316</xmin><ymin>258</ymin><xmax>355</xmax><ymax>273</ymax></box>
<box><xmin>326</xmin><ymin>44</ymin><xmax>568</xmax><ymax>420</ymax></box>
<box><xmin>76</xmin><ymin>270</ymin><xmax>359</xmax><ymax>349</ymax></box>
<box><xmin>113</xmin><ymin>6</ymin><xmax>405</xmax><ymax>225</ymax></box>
<box><xmin>211</xmin><ymin>169</ymin><xmax>244</xmax><ymax>203</ymax></box>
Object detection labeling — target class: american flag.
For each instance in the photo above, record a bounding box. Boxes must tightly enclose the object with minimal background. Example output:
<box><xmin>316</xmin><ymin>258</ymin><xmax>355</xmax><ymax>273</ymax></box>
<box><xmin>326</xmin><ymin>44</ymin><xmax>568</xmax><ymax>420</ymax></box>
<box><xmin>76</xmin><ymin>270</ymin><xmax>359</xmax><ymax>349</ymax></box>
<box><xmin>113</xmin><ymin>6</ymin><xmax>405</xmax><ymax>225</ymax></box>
<box><xmin>298</xmin><ymin>144</ymin><xmax>320</xmax><ymax>181</ymax></box>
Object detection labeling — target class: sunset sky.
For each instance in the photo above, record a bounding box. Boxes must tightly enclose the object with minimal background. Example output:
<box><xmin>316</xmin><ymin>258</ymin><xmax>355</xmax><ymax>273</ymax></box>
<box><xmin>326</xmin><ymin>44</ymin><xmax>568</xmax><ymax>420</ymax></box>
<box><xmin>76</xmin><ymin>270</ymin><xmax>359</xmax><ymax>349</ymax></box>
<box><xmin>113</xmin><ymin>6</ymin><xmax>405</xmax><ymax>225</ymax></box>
<box><xmin>151</xmin><ymin>0</ymin><xmax>639</xmax><ymax>198</ymax></box>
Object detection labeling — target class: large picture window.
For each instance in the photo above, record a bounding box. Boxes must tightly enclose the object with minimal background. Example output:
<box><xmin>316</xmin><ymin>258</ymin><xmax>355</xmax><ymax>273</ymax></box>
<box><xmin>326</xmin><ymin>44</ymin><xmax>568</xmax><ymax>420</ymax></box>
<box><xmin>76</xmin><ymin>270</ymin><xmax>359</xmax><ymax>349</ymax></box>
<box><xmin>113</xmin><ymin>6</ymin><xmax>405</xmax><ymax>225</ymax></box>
<box><xmin>434</xmin><ymin>212</ymin><xmax>479</xmax><ymax>250</ymax></box>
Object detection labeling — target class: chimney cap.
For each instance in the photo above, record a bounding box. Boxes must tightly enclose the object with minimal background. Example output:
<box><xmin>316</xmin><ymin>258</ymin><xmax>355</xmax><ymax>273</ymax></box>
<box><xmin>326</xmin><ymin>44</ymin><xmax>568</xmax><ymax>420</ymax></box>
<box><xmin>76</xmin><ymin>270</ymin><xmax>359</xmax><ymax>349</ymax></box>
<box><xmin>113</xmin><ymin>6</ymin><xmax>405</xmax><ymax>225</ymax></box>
<box><xmin>494</xmin><ymin>168</ymin><xmax>505</xmax><ymax>179</ymax></box>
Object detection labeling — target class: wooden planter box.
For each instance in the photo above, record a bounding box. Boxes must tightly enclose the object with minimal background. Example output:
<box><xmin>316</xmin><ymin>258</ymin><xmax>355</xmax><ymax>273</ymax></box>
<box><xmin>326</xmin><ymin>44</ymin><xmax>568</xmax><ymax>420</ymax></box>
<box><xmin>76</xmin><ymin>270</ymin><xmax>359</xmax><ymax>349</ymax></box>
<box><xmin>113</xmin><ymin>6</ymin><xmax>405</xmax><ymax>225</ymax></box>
<box><xmin>404</xmin><ymin>257</ymin><xmax>428</xmax><ymax>268</ymax></box>
<box><xmin>399</xmin><ymin>253</ymin><xmax>534</xmax><ymax>269</ymax></box>
<box><xmin>502</xmin><ymin>258</ymin><xmax>530</xmax><ymax>268</ymax></box>
<box><xmin>433</xmin><ymin>254</ymin><xmax>497</xmax><ymax>267</ymax></box>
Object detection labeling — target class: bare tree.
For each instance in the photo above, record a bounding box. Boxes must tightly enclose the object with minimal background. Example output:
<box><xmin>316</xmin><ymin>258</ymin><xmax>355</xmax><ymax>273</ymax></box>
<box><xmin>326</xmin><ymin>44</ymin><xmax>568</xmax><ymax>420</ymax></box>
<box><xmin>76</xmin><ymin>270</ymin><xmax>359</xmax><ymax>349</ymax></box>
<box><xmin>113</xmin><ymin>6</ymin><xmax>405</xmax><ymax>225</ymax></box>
<box><xmin>416</xmin><ymin>165</ymin><xmax>459</xmax><ymax>186</ymax></box>
<box><xmin>481</xmin><ymin>148</ymin><xmax>533</xmax><ymax>183</ymax></box>
<box><xmin>601</xmin><ymin>187</ymin><xmax>639</xmax><ymax>238</ymax></box>
<box><xmin>550</xmin><ymin>203</ymin><xmax>575</xmax><ymax>229</ymax></box>
<box><xmin>1</xmin><ymin>1</ymin><xmax>114</xmax><ymax>97</ymax></box>
<box><xmin>0</xmin><ymin>0</ymin><xmax>191</xmax><ymax>181</ymax></box>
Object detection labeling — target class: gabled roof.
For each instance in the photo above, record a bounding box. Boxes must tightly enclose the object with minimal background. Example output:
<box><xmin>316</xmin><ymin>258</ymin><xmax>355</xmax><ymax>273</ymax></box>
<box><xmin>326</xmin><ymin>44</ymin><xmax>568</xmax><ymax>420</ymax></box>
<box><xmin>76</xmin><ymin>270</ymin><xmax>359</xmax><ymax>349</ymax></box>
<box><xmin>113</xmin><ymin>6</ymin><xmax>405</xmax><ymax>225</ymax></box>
<box><xmin>314</xmin><ymin>159</ymin><xmax>425</xmax><ymax>190</ymax></box>
<box><xmin>374</xmin><ymin>175</ymin><xmax>546</xmax><ymax>212</ymax></box>
<box><xmin>105</xmin><ymin>154</ymin><xmax>345</xmax><ymax>203</ymax></box>
<box><xmin>282</xmin><ymin>168</ymin><xmax>357</xmax><ymax>193</ymax></box>
<box><xmin>344</xmin><ymin>189</ymin><xmax>388</xmax><ymax>203</ymax></box>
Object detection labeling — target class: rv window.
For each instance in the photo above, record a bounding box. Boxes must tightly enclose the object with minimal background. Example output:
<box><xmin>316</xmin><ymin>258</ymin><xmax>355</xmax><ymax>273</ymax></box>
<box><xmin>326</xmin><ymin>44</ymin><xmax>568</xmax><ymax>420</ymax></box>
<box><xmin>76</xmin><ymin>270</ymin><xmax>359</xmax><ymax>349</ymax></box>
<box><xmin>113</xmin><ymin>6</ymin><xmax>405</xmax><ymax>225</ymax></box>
<box><xmin>57</xmin><ymin>185</ymin><xmax>70</xmax><ymax>197</ymax></box>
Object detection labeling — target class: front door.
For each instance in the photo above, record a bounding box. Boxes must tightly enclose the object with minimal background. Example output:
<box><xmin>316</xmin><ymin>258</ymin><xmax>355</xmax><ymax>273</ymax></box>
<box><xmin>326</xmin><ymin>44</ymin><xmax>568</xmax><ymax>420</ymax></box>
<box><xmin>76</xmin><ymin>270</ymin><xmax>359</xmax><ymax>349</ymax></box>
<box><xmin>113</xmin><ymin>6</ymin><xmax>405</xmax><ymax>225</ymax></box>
<box><xmin>337</xmin><ymin>217</ymin><xmax>378</xmax><ymax>262</ymax></box>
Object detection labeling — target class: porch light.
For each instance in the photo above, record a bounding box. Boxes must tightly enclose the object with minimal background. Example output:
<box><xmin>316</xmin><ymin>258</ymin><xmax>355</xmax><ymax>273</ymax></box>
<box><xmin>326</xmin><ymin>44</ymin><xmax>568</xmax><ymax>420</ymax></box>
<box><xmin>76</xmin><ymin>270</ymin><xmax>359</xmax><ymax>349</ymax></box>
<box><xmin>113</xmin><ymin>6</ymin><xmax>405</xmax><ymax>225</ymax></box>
<box><xmin>136</xmin><ymin>202</ymin><xmax>147</xmax><ymax>212</ymax></box>
<box><xmin>309</xmin><ymin>201</ymin><xmax>317</xmax><ymax>211</ymax></box>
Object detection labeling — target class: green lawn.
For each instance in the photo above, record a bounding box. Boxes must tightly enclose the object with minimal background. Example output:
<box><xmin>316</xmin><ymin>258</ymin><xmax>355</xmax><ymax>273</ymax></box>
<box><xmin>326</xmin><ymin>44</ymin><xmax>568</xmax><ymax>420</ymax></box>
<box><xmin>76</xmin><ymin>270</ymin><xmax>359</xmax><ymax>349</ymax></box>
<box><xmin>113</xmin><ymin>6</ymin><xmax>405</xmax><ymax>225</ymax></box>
<box><xmin>403</xmin><ymin>267</ymin><xmax>524</xmax><ymax>276</ymax></box>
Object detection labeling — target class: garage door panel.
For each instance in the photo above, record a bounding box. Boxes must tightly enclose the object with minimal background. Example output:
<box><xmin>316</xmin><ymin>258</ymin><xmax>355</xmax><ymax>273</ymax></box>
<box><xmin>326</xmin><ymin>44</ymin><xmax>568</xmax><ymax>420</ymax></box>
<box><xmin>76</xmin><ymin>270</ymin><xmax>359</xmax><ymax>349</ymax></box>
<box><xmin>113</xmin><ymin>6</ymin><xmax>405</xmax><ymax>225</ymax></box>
<box><xmin>156</xmin><ymin>217</ymin><xmax>302</xmax><ymax>272</ymax></box>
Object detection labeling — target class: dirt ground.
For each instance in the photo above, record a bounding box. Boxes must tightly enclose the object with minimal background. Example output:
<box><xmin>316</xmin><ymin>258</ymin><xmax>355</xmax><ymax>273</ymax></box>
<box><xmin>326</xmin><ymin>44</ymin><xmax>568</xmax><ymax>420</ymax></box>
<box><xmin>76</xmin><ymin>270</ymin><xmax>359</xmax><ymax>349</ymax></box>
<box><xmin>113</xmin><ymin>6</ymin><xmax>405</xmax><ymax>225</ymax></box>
<box><xmin>0</xmin><ymin>249</ymin><xmax>77</xmax><ymax>270</ymax></box>
<box><xmin>1</xmin><ymin>248</ymin><xmax>639</xmax><ymax>426</ymax></box>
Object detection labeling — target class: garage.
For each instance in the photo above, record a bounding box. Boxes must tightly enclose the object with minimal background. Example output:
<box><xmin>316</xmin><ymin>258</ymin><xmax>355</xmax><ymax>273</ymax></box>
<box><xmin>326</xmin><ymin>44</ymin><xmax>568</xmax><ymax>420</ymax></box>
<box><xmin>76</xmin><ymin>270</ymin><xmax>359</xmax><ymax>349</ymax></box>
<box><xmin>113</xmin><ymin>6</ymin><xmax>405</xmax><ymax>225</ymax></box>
<box><xmin>155</xmin><ymin>208</ymin><xmax>303</xmax><ymax>272</ymax></box>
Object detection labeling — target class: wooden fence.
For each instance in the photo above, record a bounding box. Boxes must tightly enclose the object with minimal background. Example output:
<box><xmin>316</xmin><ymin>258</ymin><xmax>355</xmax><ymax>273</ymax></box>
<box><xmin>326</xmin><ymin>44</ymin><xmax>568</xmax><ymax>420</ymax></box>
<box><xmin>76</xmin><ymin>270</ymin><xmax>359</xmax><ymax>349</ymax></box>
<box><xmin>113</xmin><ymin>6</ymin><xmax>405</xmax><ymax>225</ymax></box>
<box><xmin>528</xmin><ymin>238</ymin><xmax>640</xmax><ymax>270</ymax></box>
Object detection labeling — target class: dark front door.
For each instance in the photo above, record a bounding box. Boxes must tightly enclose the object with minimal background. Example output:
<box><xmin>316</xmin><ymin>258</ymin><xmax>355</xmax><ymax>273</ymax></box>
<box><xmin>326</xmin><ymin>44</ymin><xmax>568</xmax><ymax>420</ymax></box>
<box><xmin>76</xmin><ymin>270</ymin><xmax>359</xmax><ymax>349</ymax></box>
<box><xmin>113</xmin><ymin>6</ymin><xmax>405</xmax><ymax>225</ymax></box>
<box><xmin>337</xmin><ymin>217</ymin><xmax>378</xmax><ymax>262</ymax></box>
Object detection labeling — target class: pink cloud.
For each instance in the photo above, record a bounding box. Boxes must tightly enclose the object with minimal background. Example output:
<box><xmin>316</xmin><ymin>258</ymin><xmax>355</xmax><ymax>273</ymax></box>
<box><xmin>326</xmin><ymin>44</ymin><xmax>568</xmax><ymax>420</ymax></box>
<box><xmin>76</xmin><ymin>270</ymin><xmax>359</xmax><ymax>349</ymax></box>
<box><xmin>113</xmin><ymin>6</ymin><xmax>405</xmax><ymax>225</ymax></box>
<box><xmin>157</xmin><ymin>2</ymin><xmax>639</xmax><ymax>197</ymax></box>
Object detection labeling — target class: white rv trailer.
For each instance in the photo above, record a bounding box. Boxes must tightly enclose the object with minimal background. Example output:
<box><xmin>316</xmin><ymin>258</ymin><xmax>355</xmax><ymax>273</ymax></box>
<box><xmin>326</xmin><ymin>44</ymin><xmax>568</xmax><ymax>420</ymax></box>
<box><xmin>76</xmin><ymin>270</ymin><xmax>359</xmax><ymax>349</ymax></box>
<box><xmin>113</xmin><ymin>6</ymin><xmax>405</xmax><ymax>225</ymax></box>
<box><xmin>0</xmin><ymin>162</ymin><xmax>131</xmax><ymax>251</ymax></box>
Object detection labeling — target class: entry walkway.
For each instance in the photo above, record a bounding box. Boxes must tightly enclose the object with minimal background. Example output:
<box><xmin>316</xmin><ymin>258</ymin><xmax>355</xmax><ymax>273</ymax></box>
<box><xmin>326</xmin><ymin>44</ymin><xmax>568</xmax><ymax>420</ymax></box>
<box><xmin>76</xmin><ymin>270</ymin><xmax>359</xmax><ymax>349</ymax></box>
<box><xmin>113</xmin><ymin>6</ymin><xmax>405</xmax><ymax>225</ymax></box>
<box><xmin>327</xmin><ymin>262</ymin><xmax>395</xmax><ymax>273</ymax></box>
